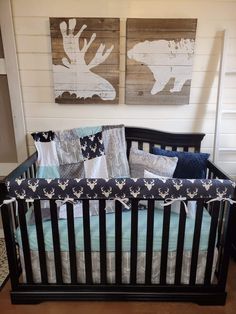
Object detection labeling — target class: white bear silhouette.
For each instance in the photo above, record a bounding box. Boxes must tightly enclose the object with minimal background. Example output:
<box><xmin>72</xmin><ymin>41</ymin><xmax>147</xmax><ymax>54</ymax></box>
<box><xmin>127</xmin><ymin>38</ymin><xmax>195</xmax><ymax>95</ymax></box>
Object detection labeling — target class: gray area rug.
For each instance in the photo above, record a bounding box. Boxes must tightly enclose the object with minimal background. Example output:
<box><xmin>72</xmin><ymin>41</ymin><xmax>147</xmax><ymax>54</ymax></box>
<box><xmin>0</xmin><ymin>238</ymin><xmax>9</xmax><ymax>289</ymax></box>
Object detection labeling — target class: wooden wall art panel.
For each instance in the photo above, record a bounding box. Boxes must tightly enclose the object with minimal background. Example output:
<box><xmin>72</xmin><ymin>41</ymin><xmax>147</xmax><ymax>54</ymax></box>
<box><xmin>50</xmin><ymin>18</ymin><xmax>119</xmax><ymax>104</ymax></box>
<box><xmin>126</xmin><ymin>18</ymin><xmax>197</xmax><ymax>105</ymax></box>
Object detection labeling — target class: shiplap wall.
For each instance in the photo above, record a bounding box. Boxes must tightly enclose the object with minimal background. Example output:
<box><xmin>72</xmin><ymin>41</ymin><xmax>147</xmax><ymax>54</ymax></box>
<box><xmin>11</xmin><ymin>0</ymin><xmax>236</xmax><ymax>179</ymax></box>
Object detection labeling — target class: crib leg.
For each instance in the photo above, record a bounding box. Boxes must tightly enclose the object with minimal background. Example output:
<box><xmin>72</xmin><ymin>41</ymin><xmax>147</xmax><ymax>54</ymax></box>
<box><xmin>11</xmin><ymin>293</ymin><xmax>42</xmax><ymax>305</ymax></box>
<box><xmin>197</xmin><ymin>292</ymin><xmax>227</xmax><ymax>306</ymax></box>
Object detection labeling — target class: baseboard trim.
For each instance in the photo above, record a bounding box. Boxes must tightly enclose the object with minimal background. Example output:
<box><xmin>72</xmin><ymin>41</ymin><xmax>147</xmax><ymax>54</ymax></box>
<box><xmin>0</xmin><ymin>229</ymin><xmax>4</xmax><ymax>238</ymax></box>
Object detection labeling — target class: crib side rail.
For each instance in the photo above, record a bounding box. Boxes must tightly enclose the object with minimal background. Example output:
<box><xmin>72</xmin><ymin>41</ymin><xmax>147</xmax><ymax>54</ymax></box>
<box><xmin>206</xmin><ymin>160</ymin><xmax>234</xmax><ymax>181</ymax></box>
<box><xmin>5</xmin><ymin>153</ymin><xmax>37</xmax><ymax>182</ymax></box>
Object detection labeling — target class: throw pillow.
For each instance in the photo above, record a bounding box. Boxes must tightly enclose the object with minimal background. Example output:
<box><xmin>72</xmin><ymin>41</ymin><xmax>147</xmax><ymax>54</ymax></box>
<box><xmin>152</xmin><ymin>147</ymin><xmax>210</xmax><ymax>179</ymax></box>
<box><xmin>129</xmin><ymin>147</ymin><xmax>178</xmax><ymax>178</ymax></box>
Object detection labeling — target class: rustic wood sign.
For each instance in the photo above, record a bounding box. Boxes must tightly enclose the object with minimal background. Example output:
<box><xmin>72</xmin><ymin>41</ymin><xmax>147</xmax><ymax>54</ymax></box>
<box><xmin>50</xmin><ymin>18</ymin><xmax>119</xmax><ymax>104</ymax></box>
<box><xmin>126</xmin><ymin>18</ymin><xmax>197</xmax><ymax>105</ymax></box>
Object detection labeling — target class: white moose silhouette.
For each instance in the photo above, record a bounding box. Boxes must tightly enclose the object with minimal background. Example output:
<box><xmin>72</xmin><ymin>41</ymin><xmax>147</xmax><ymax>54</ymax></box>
<box><xmin>53</xmin><ymin>19</ymin><xmax>116</xmax><ymax>100</ymax></box>
<box><xmin>127</xmin><ymin>38</ymin><xmax>195</xmax><ymax>95</ymax></box>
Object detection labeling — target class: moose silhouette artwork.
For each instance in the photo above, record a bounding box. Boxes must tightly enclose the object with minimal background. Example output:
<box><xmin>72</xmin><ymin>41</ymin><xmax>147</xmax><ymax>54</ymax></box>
<box><xmin>52</xmin><ymin>18</ymin><xmax>116</xmax><ymax>102</ymax></box>
<box><xmin>127</xmin><ymin>38</ymin><xmax>195</xmax><ymax>95</ymax></box>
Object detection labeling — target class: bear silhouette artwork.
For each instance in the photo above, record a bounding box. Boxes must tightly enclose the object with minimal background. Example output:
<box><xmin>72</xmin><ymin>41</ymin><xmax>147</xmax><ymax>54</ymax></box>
<box><xmin>127</xmin><ymin>38</ymin><xmax>195</xmax><ymax>95</ymax></box>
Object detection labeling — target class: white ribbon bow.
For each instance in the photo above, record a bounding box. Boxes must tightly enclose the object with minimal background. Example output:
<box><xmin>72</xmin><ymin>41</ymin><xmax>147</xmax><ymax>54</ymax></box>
<box><xmin>207</xmin><ymin>197</ymin><xmax>236</xmax><ymax>205</ymax></box>
<box><xmin>112</xmin><ymin>197</ymin><xmax>131</xmax><ymax>210</ymax></box>
<box><xmin>0</xmin><ymin>197</ymin><xmax>18</xmax><ymax>216</ymax></box>
<box><xmin>161</xmin><ymin>197</ymin><xmax>189</xmax><ymax>214</ymax></box>
<box><xmin>55</xmin><ymin>198</ymin><xmax>76</xmax><ymax>206</ymax></box>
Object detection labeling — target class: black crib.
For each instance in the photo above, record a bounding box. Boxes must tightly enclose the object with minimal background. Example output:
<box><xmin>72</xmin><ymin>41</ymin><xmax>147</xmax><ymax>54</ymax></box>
<box><xmin>0</xmin><ymin>127</ymin><xmax>235</xmax><ymax>305</ymax></box>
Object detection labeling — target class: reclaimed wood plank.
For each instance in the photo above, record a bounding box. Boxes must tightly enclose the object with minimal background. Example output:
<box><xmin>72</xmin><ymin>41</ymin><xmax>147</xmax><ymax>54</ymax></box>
<box><xmin>126</xmin><ymin>18</ymin><xmax>197</xmax><ymax>105</ymax></box>
<box><xmin>50</xmin><ymin>17</ymin><xmax>120</xmax><ymax>104</ymax></box>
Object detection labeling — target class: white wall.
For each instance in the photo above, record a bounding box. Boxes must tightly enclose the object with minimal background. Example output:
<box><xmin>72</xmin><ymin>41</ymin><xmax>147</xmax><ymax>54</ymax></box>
<box><xmin>11</xmin><ymin>0</ymin><xmax>236</xmax><ymax>179</ymax></box>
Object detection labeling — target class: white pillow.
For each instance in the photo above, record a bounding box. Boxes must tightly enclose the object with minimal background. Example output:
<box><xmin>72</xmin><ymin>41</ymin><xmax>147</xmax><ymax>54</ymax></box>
<box><xmin>144</xmin><ymin>169</ymin><xmax>196</xmax><ymax>219</ymax></box>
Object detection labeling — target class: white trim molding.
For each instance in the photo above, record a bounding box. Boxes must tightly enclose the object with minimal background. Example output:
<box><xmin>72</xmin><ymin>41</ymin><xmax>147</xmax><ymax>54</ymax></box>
<box><xmin>0</xmin><ymin>58</ymin><xmax>6</xmax><ymax>74</ymax></box>
<box><xmin>0</xmin><ymin>0</ymin><xmax>28</xmax><ymax>163</ymax></box>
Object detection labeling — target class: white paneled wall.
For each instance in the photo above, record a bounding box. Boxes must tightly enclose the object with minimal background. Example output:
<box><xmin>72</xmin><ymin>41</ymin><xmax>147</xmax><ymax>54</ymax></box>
<box><xmin>11</xmin><ymin>0</ymin><xmax>236</xmax><ymax>179</ymax></box>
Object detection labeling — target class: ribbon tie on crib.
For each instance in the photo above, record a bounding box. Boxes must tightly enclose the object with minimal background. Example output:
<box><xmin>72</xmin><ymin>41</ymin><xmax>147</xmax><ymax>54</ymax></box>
<box><xmin>0</xmin><ymin>197</ymin><xmax>18</xmax><ymax>216</ymax></box>
<box><xmin>161</xmin><ymin>197</ymin><xmax>189</xmax><ymax>214</ymax></box>
<box><xmin>112</xmin><ymin>197</ymin><xmax>131</xmax><ymax>210</ymax></box>
<box><xmin>55</xmin><ymin>198</ymin><xmax>76</xmax><ymax>206</ymax></box>
<box><xmin>207</xmin><ymin>197</ymin><xmax>236</xmax><ymax>205</ymax></box>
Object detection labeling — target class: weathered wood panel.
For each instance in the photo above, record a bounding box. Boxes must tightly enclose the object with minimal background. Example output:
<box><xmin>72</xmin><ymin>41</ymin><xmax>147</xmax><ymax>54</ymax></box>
<box><xmin>126</xmin><ymin>18</ymin><xmax>197</xmax><ymax>105</ymax></box>
<box><xmin>50</xmin><ymin>17</ymin><xmax>120</xmax><ymax>104</ymax></box>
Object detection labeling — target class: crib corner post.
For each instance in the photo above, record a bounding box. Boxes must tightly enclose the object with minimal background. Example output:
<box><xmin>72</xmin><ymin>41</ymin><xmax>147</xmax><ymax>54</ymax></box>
<box><xmin>218</xmin><ymin>203</ymin><xmax>235</xmax><ymax>288</ymax></box>
<box><xmin>1</xmin><ymin>203</ymin><xmax>20</xmax><ymax>290</ymax></box>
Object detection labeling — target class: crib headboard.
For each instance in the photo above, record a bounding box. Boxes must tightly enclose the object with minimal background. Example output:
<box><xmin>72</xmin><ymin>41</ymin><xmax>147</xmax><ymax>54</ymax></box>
<box><xmin>125</xmin><ymin>127</ymin><xmax>205</xmax><ymax>157</ymax></box>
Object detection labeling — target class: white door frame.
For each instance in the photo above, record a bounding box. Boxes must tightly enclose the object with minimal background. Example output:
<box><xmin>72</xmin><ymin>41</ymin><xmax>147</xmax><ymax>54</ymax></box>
<box><xmin>0</xmin><ymin>0</ymin><xmax>28</xmax><ymax>172</ymax></box>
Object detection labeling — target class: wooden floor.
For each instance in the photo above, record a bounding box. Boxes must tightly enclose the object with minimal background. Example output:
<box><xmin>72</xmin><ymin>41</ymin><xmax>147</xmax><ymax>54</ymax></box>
<box><xmin>1</xmin><ymin>261</ymin><xmax>236</xmax><ymax>314</ymax></box>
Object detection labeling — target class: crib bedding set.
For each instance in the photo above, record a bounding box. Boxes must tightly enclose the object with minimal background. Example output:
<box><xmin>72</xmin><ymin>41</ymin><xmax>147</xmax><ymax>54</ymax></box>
<box><xmin>1</xmin><ymin>124</ymin><xmax>236</xmax><ymax>304</ymax></box>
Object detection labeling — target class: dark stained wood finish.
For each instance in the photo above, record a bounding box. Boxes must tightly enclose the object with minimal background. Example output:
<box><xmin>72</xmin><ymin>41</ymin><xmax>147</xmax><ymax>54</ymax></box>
<box><xmin>34</xmin><ymin>200</ymin><xmax>48</xmax><ymax>284</ymax></box>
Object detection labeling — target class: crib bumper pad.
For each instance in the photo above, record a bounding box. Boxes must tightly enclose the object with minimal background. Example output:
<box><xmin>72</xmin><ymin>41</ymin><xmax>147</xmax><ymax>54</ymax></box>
<box><xmin>6</xmin><ymin>177</ymin><xmax>235</xmax><ymax>201</ymax></box>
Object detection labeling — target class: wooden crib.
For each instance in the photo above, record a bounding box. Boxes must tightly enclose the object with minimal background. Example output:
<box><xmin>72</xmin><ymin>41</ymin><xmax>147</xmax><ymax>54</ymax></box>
<box><xmin>0</xmin><ymin>127</ymin><xmax>235</xmax><ymax>305</ymax></box>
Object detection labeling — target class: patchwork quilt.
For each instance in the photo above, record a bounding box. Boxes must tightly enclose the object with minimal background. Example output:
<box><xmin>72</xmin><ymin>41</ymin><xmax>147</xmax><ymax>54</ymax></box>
<box><xmin>31</xmin><ymin>125</ymin><xmax>130</xmax><ymax>179</ymax></box>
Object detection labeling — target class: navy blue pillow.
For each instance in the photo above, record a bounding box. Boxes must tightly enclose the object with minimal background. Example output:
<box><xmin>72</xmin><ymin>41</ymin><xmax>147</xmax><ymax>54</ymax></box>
<box><xmin>152</xmin><ymin>148</ymin><xmax>210</xmax><ymax>179</ymax></box>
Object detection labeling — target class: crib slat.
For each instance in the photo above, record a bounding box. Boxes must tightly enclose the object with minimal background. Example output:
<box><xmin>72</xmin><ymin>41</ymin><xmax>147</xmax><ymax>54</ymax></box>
<box><xmin>175</xmin><ymin>203</ymin><xmax>187</xmax><ymax>285</ymax></box>
<box><xmin>126</xmin><ymin>140</ymin><xmax>132</xmax><ymax>158</ymax></box>
<box><xmin>66</xmin><ymin>203</ymin><xmax>77</xmax><ymax>284</ymax></box>
<box><xmin>189</xmin><ymin>201</ymin><xmax>204</xmax><ymax>285</ymax></box>
<box><xmin>18</xmin><ymin>200</ymin><xmax>33</xmax><ymax>283</ymax></box>
<box><xmin>99</xmin><ymin>200</ymin><xmax>107</xmax><ymax>284</ymax></box>
<box><xmin>138</xmin><ymin>141</ymin><xmax>143</xmax><ymax>150</ymax></box>
<box><xmin>130</xmin><ymin>199</ymin><xmax>139</xmax><ymax>284</ymax></box>
<box><xmin>115</xmin><ymin>201</ymin><xmax>122</xmax><ymax>284</ymax></box>
<box><xmin>83</xmin><ymin>200</ymin><xmax>92</xmax><ymax>284</ymax></box>
<box><xmin>145</xmin><ymin>199</ymin><xmax>155</xmax><ymax>284</ymax></box>
<box><xmin>34</xmin><ymin>200</ymin><xmax>48</xmax><ymax>283</ymax></box>
<box><xmin>160</xmin><ymin>204</ymin><xmax>171</xmax><ymax>285</ymax></box>
<box><xmin>204</xmin><ymin>203</ymin><xmax>220</xmax><ymax>285</ymax></box>
<box><xmin>161</xmin><ymin>145</ymin><xmax>166</xmax><ymax>150</ymax></box>
<box><xmin>183</xmin><ymin>146</ymin><xmax>189</xmax><ymax>152</ymax></box>
<box><xmin>50</xmin><ymin>200</ymin><xmax>63</xmax><ymax>284</ymax></box>
<box><xmin>149</xmin><ymin>143</ymin><xmax>154</xmax><ymax>153</ymax></box>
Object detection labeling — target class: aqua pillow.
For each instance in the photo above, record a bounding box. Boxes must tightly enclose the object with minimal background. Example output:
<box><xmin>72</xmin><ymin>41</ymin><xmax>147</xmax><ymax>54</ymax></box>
<box><xmin>152</xmin><ymin>148</ymin><xmax>210</xmax><ymax>179</ymax></box>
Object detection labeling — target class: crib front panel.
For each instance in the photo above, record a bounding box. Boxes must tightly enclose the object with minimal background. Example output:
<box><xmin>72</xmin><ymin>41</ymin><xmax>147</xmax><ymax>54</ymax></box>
<box><xmin>9</xmin><ymin>196</ymin><xmax>230</xmax><ymax>290</ymax></box>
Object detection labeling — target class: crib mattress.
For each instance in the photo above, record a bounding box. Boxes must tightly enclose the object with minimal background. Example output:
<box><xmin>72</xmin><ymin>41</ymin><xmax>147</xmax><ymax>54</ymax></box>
<box><xmin>16</xmin><ymin>206</ymin><xmax>212</xmax><ymax>252</ymax></box>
